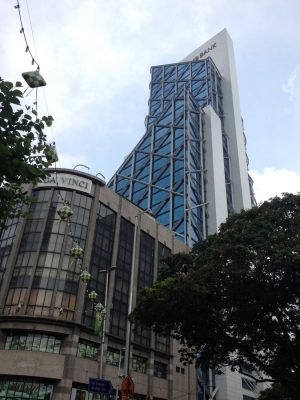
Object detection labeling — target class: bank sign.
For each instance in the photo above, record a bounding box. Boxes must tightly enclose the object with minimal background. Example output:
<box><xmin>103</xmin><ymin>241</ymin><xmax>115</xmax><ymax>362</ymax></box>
<box><xmin>192</xmin><ymin>42</ymin><xmax>216</xmax><ymax>61</ymax></box>
<box><xmin>38</xmin><ymin>173</ymin><xmax>92</xmax><ymax>194</ymax></box>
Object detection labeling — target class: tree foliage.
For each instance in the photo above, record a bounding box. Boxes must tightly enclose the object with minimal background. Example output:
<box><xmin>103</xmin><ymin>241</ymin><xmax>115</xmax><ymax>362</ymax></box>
<box><xmin>131</xmin><ymin>194</ymin><xmax>300</xmax><ymax>398</ymax></box>
<box><xmin>258</xmin><ymin>383</ymin><xmax>294</xmax><ymax>400</ymax></box>
<box><xmin>0</xmin><ymin>78</ymin><xmax>54</xmax><ymax>228</ymax></box>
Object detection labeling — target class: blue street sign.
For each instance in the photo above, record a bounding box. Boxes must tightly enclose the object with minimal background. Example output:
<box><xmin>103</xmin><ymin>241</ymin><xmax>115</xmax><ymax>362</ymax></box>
<box><xmin>88</xmin><ymin>378</ymin><xmax>113</xmax><ymax>394</ymax></box>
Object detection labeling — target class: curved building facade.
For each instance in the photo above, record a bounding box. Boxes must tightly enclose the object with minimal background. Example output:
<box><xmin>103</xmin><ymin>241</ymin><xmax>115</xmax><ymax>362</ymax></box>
<box><xmin>0</xmin><ymin>168</ymin><xmax>192</xmax><ymax>400</ymax></box>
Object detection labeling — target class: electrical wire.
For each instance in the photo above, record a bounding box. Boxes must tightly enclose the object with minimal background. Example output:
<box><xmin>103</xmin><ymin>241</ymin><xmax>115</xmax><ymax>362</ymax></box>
<box><xmin>25</xmin><ymin>0</ymin><xmax>39</xmax><ymax>61</ymax></box>
<box><xmin>15</xmin><ymin>0</ymin><xmax>39</xmax><ymax>70</ymax></box>
<box><xmin>23</xmin><ymin>0</ymin><xmax>57</xmax><ymax>144</ymax></box>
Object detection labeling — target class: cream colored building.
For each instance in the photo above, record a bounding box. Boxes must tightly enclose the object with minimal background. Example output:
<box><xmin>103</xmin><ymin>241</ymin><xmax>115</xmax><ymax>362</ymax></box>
<box><xmin>0</xmin><ymin>168</ymin><xmax>194</xmax><ymax>400</ymax></box>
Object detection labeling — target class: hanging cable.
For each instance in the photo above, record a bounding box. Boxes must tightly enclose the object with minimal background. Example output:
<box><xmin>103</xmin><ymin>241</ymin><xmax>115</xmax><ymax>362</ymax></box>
<box><xmin>14</xmin><ymin>0</ymin><xmax>40</xmax><ymax>70</ymax></box>
<box><xmin>24</xmin><ymin>0</ymin><xmax>62</xmax><ymax>172</ymax></box>
<box><xmin>25</xmin><ymin>0</ymin><xmax>39</xmax><ymax>61</ymax></box>
<box><xmin>42</xmin><ymin>88</ymin><xmax>56</xmax><ymax>144</ymax></box>
<box><xmin>20</xmin><ymin>0</ymin><xmax>62</xmax><ymax>175</ymax></box>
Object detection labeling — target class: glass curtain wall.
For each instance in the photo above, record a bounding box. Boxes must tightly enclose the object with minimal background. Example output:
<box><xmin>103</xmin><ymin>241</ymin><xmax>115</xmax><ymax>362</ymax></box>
<box><xmin>0</xmin><ymin>216</ymin><xmax>19</xmax><ymax>293</ymax></box>
<box><xmin>155</xmin><ymin>242</ymin><xmax>171</xmax><ymax>353</ymax></box>
<box><xmin>5</xmin><ymin>332</ymin><xmax>61</xmax><ymax>353</ymax></box>
<box><xmin>83</xmin><ymin>202</ymin><xmax>116</xmax><ymax>328</ymax></box>
<box><xmin>5</xmin><ymin>189</ymin><xmax>52</xmax><ymax>316</ymax></box>
<box><xmin>110</xmin><ymin>218</ymin><xmax>134</xmax><ymax>339</ymax></box>
<box><xmin>108</xmin><ymin>58</ymin><xmax>228</xmax><ymax>245</ymax></box>
<box><xmin>4</xmin><ymin>188</ymin><xmax>92</xmax><ymax>320</ymax></box>
<box><xmin>133</xmin><ymin>231</ymin><xmax>154</xmax><ymax>347</ymax></box>
<box><xmin>0</xmin><ymin>377</ymin><xmax>53</xmax><ymax>400</ymax></box>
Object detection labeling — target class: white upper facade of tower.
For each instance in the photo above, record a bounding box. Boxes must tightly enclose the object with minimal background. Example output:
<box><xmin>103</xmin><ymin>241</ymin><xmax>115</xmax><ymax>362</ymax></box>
<box><xmin>183</xmin><ymin>29</ymin><xmax>252</xmax><ymax>213</ymax></box>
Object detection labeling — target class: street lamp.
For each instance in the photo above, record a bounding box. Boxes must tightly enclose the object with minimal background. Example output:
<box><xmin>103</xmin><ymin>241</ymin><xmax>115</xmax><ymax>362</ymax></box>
<box><xmin>123</xmin><ymin>209</ymin><xmax>155</xmax><ymax>377</ymax></box>
<box><xmin>88</xmin><ymin>290</ymin><xmax>98</xmax><ymax>302</ymax></box>
<box><xmin>115</xmin><ymin>347</ymin><xmax>125</xmax><ymax>400</ymax></box>
<box><xmin>80</xmin><ymin>269</ymin><xmax>91</xmax><ymax>284</ymax></box>
<box><xmin>98</xmin><ymin>266</ymin><xmax>117</xmax><ymax>379</ymax></box>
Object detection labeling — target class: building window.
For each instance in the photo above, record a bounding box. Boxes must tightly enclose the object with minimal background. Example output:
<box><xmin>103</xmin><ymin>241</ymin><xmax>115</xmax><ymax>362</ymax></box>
<box><xmin>0</xmin><ymin>376</ymin><xmax>53</xmax><ymax>399</ymax></box>
<box><xmin>71</xmin><ymin>384</ymin><xmax>90</xmax><ymax>400</ymax></box>
<box><xmin>242</xmin><ymin>378</ymin><xmax>256</xmax><ymax>391</ymax></box>
<box><xmin>134</xmin><ymin>395</ymin><xmax>146</xmax><ymax>400</ymax></box>
<box><xmin>110</xmin><ymin>218</ymin><xmax>134</xmax><ymax>339</ymax></box>
<box><xmin>83</xmin><ymin>202</ymin><xmax>116</xmax><ymax>329</ymax></box>
<box><xmin>134</xmin><ymin>231</ymin><xmax>154</xmax><ymax>347</ymax></box>
<box><xmin>154</xmin><ymin>361</ymin><xmax>167</xmax><ymax>379</ymax></box>
<box><xmin>155</xmin><ymin>333</ymin><xmax>170</xmax><ymax>353</ymax></box>
<box><xmin>137</xmin><ymin>231</ymin><xmax>154</xmax><ymax>291</ymax></box>
<box><xmin>155</xmin><ymin>242</ymin><xmax>171</xmax><ymax>353</ymax></box>
<box><xmin>240</xmin><ymin>364</ymin><xmax>254</xmax><ymax>375</ymax></box>
<box><xmin>132</xmin><ymin>355</ymin><xmax>147</xmax><ymax>374</ymax></box>
<box><xmin>157</xmin><ymin>242</ymin><xmax>171</xmax><ymax>277</ymax></box>
<box><xmin>243</xmin><ymin>396</ymin><xmax>256</xmax><ymax>400</ymax></box>
<box><xmin>133</xmin><ymin>323</ymin><xmax>151</xmax><ymax>348</ymax></box>
<box><xmin>106</xmin><ymin>348</ymin><xmax>124</xmax><ymax>367</ymax></box>
<box><xmin>77</xmin><ymin>340</ymin><xmax>98</xmax><ymax>361</ymax></box>
<box><xmin>0</xmin><ymin>215</ymin><xmax>19</xmax><ymax>291</ymax></box>
<box><xmin>5</xmin><ymin>332</ymin><xmax>61</xmax><ymax>353</ymax></box>
<box><xmin>176</xmin><ymin>366</ymin><xmax>180</xmax><ymax>373</ymax></box>
<box><xmin>181</xmin><ymin>367</ymin><xmax>185</xmax><ymax>374</ymax></box>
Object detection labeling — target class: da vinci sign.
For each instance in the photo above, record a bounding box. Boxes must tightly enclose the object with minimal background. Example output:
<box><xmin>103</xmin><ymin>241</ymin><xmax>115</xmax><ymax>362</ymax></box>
<box><xmin>37</xmin><ymin>173</ymin><xmax>92</xmax><ymax>194</ymax></box>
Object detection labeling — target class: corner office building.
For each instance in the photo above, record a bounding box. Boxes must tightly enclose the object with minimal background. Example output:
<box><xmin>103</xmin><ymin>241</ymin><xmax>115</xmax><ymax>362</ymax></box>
<box><xmin>109</xmin><ymin>29</ymin><xmax>261</xmax><ymax>400</ymax></box>
<box><xmin>0</xmin><ymin>169</ymin><xmax>193</xmax><ymax>399</ymax></box>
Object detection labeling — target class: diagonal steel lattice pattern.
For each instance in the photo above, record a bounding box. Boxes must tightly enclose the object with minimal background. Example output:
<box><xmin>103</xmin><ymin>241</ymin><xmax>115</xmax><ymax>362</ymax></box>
<box><xmin>108</xmin><ymin>58</ymin><xmax>232</xmax><ymax>246</ymax></box>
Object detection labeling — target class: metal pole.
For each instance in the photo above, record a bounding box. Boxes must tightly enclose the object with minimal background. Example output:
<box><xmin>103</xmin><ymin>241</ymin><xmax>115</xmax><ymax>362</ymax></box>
<box><xmin>99</xmin><ymin>268</ymin><xmax>111</xmax><ymax>379</ymax></box>
<box><xmin>123</xmin><ymin>214</ymin><xmax>138</xmax><ymax>377</ymax></box>
<box><xmin>123</xmin><ymin>209</ymin><xmax>154</xmax><ymax>378</ymax></box>
<box><xmin>115</xmin><ymin>348</ymin><xmax>123</xmax><ymax>400</ymax></box>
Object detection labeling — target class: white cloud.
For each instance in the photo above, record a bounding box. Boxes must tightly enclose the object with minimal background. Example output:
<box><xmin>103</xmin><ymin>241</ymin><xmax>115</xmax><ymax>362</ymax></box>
<box><xmin>2</xmin><ymin>0</ymin><xmax>300</xmax><ymax>187</ymax></box>
<box><xmin>250</xmin><ymin>168</ymin><xmax>300</xmax><ymax>204</ymax></box>
<box><xmin>282</xmin><ymin>64</ymin><xmax>300</xmax><ymax>115</ymax></box>
<box><xmin>57</xmin><ymin>152</ymin><xmax>89</xmax><ymax>171</ymax></box>
<box><xmin>122</xmin><ymin>0</ymin><xmax>150</xmax><ymax>33</ymax></box>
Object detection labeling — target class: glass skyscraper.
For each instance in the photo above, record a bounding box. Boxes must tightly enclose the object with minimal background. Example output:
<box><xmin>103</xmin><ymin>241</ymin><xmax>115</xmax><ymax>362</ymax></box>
<box><xmin>109</xmin><ymin>30</ymin><xmax>259</xmax><ymax>400</ymax></box>
<box><xmin>108</xmin><ymin>29</ymin><xmax>255</xmax><ymax>248</ymax></box>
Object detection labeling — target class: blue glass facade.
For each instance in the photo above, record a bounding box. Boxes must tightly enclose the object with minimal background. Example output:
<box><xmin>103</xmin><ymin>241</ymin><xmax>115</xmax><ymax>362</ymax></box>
<box><xmin>108</xmin><ymin>58</ymin><xmax>231</xmax><ymax>245</ymax></box>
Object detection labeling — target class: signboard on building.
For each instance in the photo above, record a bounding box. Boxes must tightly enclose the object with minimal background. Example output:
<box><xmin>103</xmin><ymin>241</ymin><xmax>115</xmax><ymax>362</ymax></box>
<box><xmin>37</xmin><ymin>173</ymin><xmax>92</xmax><ymax>194</ymax></box>
<box><xmin>121</xmin><ymin>375</ymin><xmax>135</xmax><ymax>400</ymax></box>
<box><xmin>192</xmin><ymin>42</ymin><xmax>217</xmax><ymax>61</ymax></box>
<box><xmin>88</xmin><ymin>378</ymin><xmax>113</xmax><ymax>394</ymax></box>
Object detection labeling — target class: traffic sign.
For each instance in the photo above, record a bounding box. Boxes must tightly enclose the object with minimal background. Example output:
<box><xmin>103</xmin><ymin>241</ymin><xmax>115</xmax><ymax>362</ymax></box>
<box><xmin>121</xmin><ymin>375</ymin><xmax>135</xmax><ymax>400</ymax></box>
<box><xmin>88</xmin><ymin>378</ymin><xmax>113</xmax><ymax>394</ymax></box>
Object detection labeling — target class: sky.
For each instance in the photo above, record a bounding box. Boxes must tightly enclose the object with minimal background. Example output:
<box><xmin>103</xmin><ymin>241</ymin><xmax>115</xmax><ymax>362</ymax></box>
<box><xmin>1</xmin><ymin>0</ymin><xmax>300</xmax><ymax>203</ymax></box>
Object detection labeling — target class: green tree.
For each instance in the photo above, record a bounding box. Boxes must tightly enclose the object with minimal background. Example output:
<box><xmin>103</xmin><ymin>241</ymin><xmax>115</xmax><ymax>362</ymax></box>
<box><xmin>258</xmin><ymin>383</ymin><xmax>294</xmax><ymax>400</ymax></box>
<box><xmin>0</xmin><ymin>78</ymin><xmax>54</xmax><ymax>228</ymax></box>
<box><xmin>131</xmin><ymin>193</ymin><xmax>300</xmax><ymax>399</ymax></box>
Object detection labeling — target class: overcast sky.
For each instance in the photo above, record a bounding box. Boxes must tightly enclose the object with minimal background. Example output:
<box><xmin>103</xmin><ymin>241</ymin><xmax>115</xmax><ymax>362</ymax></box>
<box><xmin>1</xmin><ymin>0</ymin><xmax>300</xmax><ymax>203</ymax></box>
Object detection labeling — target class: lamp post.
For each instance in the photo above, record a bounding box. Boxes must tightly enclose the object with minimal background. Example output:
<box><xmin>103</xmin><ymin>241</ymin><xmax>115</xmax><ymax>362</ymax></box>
<box><xmin>123</xmin><ymin>209</ymin><xmax>155</xmax><ymax>377</ymax></box>
<box><xmin>99</xmin><ymin>266</ymin><xmax>117</xmax><ymax>379</ymax></box>
<box><xmin>115</xmin><ymin>347</ymin><xmax>125</xmax><ymax>400</ymax></box>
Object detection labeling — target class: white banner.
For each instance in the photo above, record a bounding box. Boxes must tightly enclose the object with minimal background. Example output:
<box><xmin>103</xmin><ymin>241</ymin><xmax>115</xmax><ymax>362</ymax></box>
<box><xmin>37</xmin><ymin>173</ymin><xmax>92</xmax><ymax>194</ymax></box>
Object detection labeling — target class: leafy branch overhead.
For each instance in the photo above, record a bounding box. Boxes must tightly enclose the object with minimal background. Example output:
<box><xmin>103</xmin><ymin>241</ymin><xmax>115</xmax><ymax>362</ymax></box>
<box><xmin>0</xmin><ymin>78</ymin><xmax>54</xmax><ymax>227</ymax></box>
<box><xmin>131</xmin><ymin>193</ymin><xmax>300</xmax><ymax>399</ymax></box>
